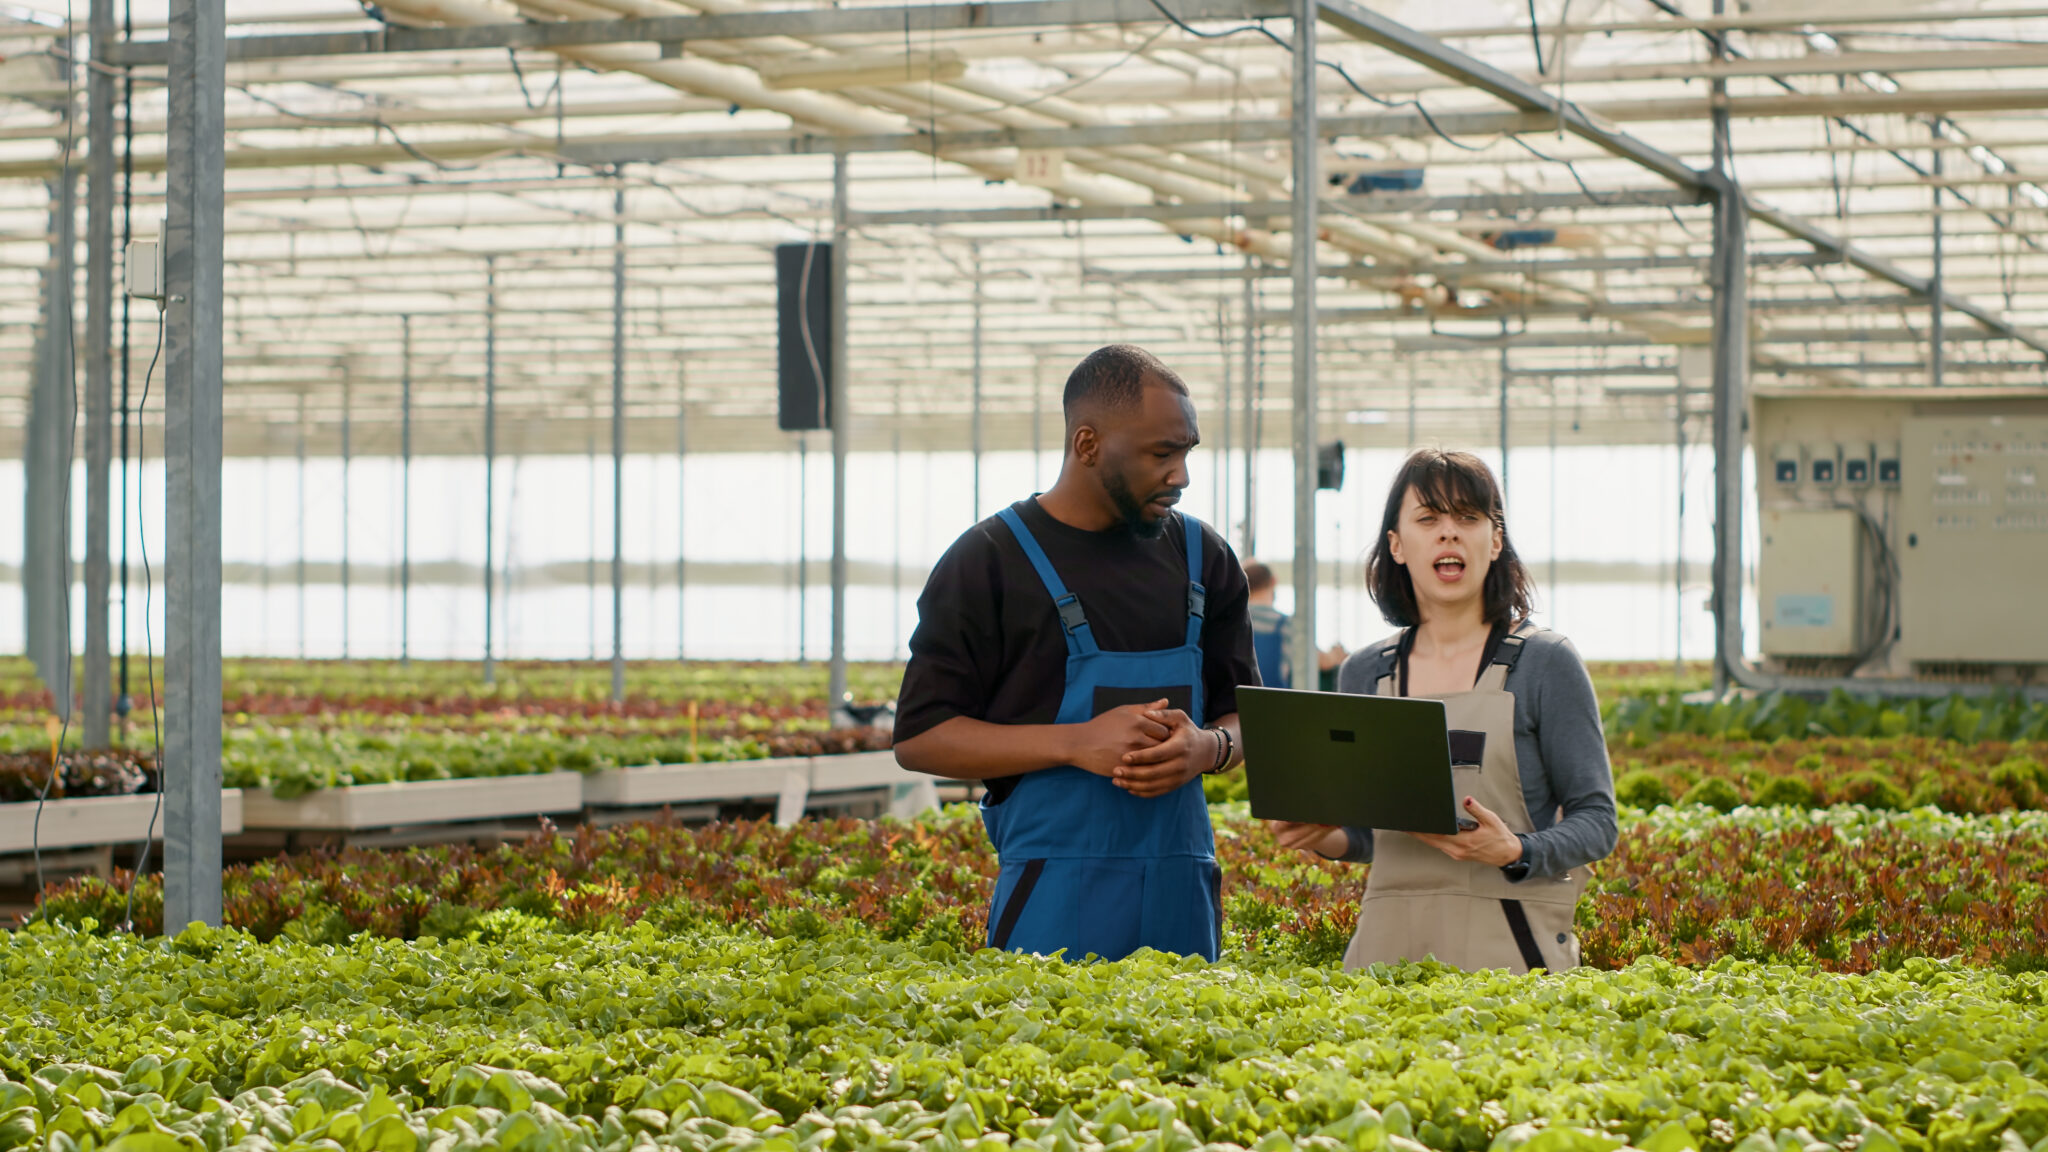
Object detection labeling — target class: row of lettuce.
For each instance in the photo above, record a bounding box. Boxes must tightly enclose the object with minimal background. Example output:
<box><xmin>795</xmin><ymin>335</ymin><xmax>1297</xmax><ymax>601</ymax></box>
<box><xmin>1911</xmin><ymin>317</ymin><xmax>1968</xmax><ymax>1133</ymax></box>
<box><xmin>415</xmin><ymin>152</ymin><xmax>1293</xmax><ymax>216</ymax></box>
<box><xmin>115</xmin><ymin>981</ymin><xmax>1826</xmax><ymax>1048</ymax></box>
<box><xmin>2</xmin><ymin>918</ymin><xmax>2045</xmax><ymax>1152</ymax></box>
<box><xmin>36</xmin><ymin>804</ymin><xmax>2048</xmax><ymax>975</ymax></box>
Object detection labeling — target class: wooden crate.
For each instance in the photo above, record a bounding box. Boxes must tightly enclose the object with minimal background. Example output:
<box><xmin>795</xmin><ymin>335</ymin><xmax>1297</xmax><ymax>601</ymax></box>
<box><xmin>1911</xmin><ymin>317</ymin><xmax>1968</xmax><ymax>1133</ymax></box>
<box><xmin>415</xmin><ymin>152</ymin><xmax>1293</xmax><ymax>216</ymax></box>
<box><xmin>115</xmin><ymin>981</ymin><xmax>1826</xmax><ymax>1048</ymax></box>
<box><xmin>240</xmin><ymin>773</ymin><xmax>583</xmax><ymax>831</ymax></box>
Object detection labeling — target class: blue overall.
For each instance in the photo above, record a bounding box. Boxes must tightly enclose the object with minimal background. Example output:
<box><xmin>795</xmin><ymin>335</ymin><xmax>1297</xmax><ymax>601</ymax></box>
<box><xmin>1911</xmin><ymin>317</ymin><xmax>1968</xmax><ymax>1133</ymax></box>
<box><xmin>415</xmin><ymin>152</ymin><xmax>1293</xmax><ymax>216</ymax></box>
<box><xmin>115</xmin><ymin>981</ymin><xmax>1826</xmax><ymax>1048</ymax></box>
<box><xmin>980</xmin><ymin>506</ymin><xmax>1222</xmax><ymax>962</ymax></box>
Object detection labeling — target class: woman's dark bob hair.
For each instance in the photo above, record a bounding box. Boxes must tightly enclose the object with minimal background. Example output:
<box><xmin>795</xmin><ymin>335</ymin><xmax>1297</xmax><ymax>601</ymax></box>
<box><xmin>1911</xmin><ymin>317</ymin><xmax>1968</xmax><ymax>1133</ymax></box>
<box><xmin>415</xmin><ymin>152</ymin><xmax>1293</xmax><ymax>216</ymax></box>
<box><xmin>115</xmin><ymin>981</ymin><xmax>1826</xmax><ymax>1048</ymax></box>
<box><xmin>1366</xmin><ymin>448</ymin><xmax>1536</xmax><ymax>628</ymax></box>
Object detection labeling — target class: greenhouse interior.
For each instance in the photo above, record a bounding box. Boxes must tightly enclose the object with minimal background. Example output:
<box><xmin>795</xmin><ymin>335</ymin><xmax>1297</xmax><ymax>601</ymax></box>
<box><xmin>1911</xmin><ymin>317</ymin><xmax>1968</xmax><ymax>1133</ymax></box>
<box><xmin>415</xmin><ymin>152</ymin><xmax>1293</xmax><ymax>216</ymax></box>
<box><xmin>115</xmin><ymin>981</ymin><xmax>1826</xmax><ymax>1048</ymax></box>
<box><xmin>5</xmin><ymin>1</ymin><xmax>2048</xmax><ymax>1151</ymax></box>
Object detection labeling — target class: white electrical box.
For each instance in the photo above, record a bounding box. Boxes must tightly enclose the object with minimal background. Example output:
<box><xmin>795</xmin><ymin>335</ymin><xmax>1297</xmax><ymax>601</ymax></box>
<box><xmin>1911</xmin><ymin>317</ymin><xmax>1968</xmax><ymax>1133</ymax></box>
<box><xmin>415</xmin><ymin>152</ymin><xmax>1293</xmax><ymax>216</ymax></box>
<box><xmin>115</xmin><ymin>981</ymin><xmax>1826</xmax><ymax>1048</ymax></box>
<box><xmin>1898</xmin><ymin>414</ymin><xmax>2048</xmax><ymax>664</ymax></box>
<box><xmin>1759</xmin><ymin>507</ymin><xmax>1863</xmax><ymax>657</ymax></box>
<box><xmin>125</xmin><ymin>240</ymin><xmax>163</xmax><ymax>301</ymax></box>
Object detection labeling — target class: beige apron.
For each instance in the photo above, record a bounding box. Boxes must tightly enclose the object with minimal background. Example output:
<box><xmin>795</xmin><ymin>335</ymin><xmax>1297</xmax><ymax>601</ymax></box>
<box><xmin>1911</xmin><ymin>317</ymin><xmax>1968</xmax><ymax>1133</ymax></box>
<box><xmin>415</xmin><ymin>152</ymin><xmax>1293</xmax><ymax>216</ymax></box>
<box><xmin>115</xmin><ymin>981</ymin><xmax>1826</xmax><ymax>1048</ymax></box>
<box><xmin>1342</xmin><ymin>626</ymin><xmax>1587</xmax><ymax>973</ymax></box>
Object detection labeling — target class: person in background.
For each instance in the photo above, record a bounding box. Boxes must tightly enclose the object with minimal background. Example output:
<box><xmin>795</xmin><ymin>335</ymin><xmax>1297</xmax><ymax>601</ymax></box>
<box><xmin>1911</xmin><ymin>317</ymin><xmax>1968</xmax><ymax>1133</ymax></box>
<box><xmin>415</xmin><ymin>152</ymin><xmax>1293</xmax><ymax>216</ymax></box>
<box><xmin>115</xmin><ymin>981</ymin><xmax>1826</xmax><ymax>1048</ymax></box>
<box><xmin>893</xmin><ymin>344</ymin><xmax>1259</xmax><ymax>963</ymax></box>
<box><xmin>1267</xmin><ymin>448</ymin><xmax>1615</xmax><ymax>973</ymax></box>
<box><xmin>1244</xmin><ymin>561</ymin><xmax>1347</xmax><ymax>692</ymax></box>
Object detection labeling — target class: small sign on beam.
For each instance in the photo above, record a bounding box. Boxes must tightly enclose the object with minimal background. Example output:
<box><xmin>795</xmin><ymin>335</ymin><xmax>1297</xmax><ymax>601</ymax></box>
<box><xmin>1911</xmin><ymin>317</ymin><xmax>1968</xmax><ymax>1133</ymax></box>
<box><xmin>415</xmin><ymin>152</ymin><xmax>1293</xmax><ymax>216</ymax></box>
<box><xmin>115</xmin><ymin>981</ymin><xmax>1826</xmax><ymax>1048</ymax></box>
<box><xmin>1015</xmin><ymin>148</ymin><xmax>1066</xmax><ymax>189</ymax></box>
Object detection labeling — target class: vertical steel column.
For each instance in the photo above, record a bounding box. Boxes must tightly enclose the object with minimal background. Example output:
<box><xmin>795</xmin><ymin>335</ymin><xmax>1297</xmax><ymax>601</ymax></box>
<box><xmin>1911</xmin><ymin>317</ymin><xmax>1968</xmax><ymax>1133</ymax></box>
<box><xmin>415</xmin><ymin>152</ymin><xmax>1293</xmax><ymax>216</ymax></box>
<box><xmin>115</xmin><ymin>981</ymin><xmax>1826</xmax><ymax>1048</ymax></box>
<box><xmin>1547</xmin><ymin>381</ymin><xmax>1558</xmax><ymax>601</ymax></box>
<box><xmin>1930</xmin><ymin>135</ymin><xmax>1945</xmax><ymax>388</ymax></box>
<box><xmin>1674</xmin><ymin>380</ymin><xmax>1685</xmax><ymax>677</ymax></box>
<box><xmin>611</xmin><ymin>180</ymin><xmax>626</xmax><ymax>703</ymax></box>
<box><xmin>827</xmin><ymin>152</ymin><xmax>851</xmax><ymax>724</ymax></box>
<box><xmin>1288</xmin><ymin>0</ymin><xmax>1320</xmax><ymax>694</ymax></box>
<box><xmin>1218</xmin><ymin>299</ymin><xmax>1232</xmax><ymax>540</ymax></box>
<box><xmin>1241</xmin><ymin>254</ymin><xmax>1258</xmax><ymax>556</ymax></box>
<box><xmin>688</xmin><ymin>354</ymin><xmax>696</xmax><ymax>660</ymax></box>
<box><xmin>1406</xmin><ymin>368</ymin><xmax>1417</xmax><ymax>447</ymax></box>
<box><xmin>400</xmin><ymin>315</ymin><xmax>412</xmax><ymax>666</ymax></box>
<box><xmin>586</xmin><ymin>417</ymin><xmax>597</xmax><ymax>661</ymax></box>
<box><xmin>84</xmin><ymin>0</ymin><xmax>116</xmax><ymax>747</ymax></box>
<box><xmin>892</xmin><ymin>378</ymin><xmax>903</xmax><ymax>661</ymax></box>
<box><xmin>295</xmin><ymin>393</ymin><xmax>306</xmax><ymax>659</ymax></box>
<box><xmin>340</xmin><ymin>376</ymin><xmax>351</xmax><ymax>659</ymax></box>
<box><xmin>117</xmin><ymin>9</ymin><xmax>134</xmax><ymax>724</ymax></box>
<box><xmin>161</xmin><ymin>0</ymin><xmax>225</xmax><ymax>929</ymax></box>
<box><xmin>796</xmin><ymin>435</ymin><xmax>808</xmax><ymax>663</ymax></box>
<box><xmin>1031</xmin><ymin>356</ymin><xmax>1044</xmax><ymax>490</ymax></box>
<box><xmin>676</xmin><ymin>357</ymin><xmax>687</xmax><ymax>660</ymax></box>
<box><xmin>1497</xmin><ymin>342</ymin><xmax>1510</xmax><ymax>499</ymax></box>
<box><xmin>28</xmin><ymin>173</ymin><xmax>78</xmax><ymax>722</ymax></box>
<box><xmin>482</xmin><ymin>256</ymin><xmax>497</xmax><ymax>685</ymax></box>
<box><xmin>1708</xmin><ymin>1</ymin><xmax>1748</xmax><ymax>696</ymax></box>
<box><xmin>970</xmin><ymin>244</ymin><xmax>984</xmax><ymax>522</ymax></box>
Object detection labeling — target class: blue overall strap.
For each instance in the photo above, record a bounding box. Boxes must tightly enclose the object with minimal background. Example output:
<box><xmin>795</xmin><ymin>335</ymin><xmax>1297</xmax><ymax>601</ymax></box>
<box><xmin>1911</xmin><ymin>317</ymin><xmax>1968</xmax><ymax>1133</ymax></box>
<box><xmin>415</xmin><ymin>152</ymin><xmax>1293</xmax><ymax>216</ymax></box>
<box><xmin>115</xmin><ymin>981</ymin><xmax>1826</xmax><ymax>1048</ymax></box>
<box><xmin>1181</xmin><ymin>513</ymin><xmax>1207</xmax><ymax>650</ymax></box>
<box><xmin>996</xmin><ymin>507</ymin><xmax>1098</xmax><ymax>656</ymax></box>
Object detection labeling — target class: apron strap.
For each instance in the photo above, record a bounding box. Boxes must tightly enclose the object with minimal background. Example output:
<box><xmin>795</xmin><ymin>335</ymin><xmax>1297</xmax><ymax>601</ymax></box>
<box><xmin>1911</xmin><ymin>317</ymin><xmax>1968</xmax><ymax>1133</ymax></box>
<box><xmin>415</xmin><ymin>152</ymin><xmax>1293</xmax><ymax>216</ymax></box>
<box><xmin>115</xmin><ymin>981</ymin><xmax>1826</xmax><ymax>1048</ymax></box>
<box><xmin>1475</xmin><ymin>621</ymin><xmax>1535</xmax><ymax>692</ymax></box>
<box><xmin>1182</xmin><ymin>512</ymin><xmax>1206</xmax><ymax>650</ymax></box>
<box><xmin>996</xmin><ymin>507</ymin><xmax>1098</xmax><ymax>657</ymax></box>
<box><xmin>1499</xmin><ymin>899</ymin><xmax>1549</xmax><ymax>971</ymax></box>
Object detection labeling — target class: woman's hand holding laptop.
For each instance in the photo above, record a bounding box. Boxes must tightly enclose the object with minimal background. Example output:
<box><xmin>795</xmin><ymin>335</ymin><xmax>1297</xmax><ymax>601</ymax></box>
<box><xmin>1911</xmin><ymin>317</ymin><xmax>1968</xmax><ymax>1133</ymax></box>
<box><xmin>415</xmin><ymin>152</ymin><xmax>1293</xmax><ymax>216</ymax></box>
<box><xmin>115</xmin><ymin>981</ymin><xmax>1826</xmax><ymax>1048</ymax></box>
<box><xmin>1409</xmin><ymin>795</ymin><xmax>1523</xmax><ymax>866</ymax></box>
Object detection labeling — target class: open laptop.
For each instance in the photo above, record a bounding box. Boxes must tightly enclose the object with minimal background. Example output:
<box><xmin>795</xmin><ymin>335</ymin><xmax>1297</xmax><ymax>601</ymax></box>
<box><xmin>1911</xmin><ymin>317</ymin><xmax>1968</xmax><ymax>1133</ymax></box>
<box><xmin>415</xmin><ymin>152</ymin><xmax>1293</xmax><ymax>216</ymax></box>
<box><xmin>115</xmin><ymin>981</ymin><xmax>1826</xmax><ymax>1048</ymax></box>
<box><xmin>1235</xmin><ymin>686</ymin><xmax>1475</xmax><ymax>835</ymax></box>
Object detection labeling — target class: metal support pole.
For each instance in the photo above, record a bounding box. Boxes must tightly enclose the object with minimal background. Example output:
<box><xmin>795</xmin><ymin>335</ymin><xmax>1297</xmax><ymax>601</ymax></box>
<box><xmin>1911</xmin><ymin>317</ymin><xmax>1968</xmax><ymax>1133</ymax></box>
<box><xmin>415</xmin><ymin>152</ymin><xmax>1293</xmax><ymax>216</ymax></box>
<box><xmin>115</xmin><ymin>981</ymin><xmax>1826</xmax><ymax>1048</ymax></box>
<box><xmin>688</xmin><ymin>354</ymin><xmax>696</xmax><ymax>660</ymax></box>
<box><xmin>1032</xmin><ymin>356</ymin><xmax>1044</xmax><ymax>491</ymax></box>
<box><xmin>28</xmin><ymin>171</ymin><xmax>78</xmax><ymax>723</ymax></box>
<box><xmin>162</xmin><ymin>0</ymin><xmax>225</xmax><ymax>930</ymax></box>
<box><xmin>1674</xmin><ymin>379</ymin><xmax>1685</xmax><ymax>677</ymax></box>
<box><xmin>117</xmin><ymin>9</ymin><xmax>134</xmax><ymax>725</ymax></box>
<box><xmin>340</xmin><ymin>376</ymin><xmax>351</xmax><ymax>659</ymax></box>
<box><xmin>971</xmin><ymin>243</ymin><xmax>984</xmax><ymax>522</ymax></box>
<box><xmin>483</xmin><ymin>256</ymin><xmax>497</xmax><ymax>685</ymax></box>
<box><xmin>400</xmin><ymin>315</ymin><xmax>411</xmax><ymax>666</ymax></box>
<box><xmin>1241</xmin><ymin>254</ymin><xmax>1259</xmax><ymax>556</ymax></box>
<box><xmin>295</xmin><ymin>394</ymin><xmax>305</xmax><ymax>659</ymax></box>
<box><xmin>586</xmin><ymin>418</ymin><xmax>597</xmax><ymax>661</ymax></box>
<box><xmin>827</xmin><ymin>151</ymin><xmax>852</xmax><ymax>725</ymax></box>
<box><xmin>1930</xmin><ymin>134</ymin><xmax>1945</xmax><ymax>387</ymax></box>
<box><xmin>1218</xmin><ymin>298</ymin><xmax>1232</xmax><ymax>540</ymax></box>
<box><xmin>1547</xmin><ymin>381</ymin><xmax>1558</xmax><ymax>601</ymax></box>
<box><xmin>1708</xmin><ymin>5</ymin><xmax>1748</xmax><ymax>696</ymax></box>
<box><xmin>611</xmin><ymin>179</ymin><xmax>626</xmax><ymax>703</ymax></box>
<box><xmin>84</xmin><ymin>0</ymin><xmax>116</xmax><ymax>747</ymax></box>
<box><xmin>892</xmin><ymin>378</ymin><xmax>903</xmax><ymax>661</ymax></box>
<box><xmin>1498</xmin><ymin>340</ymin><xmax>1510</xmax><ymax>499</ymax></box>
<box><xmin>1288</xmin><ymin>0</ymin><xmax>1320</xmax><ymax>694</ymax></box>
<box><xmin>676</xmin><ymin>357</ymin><xmax>687</xmax><ymax>661</ymax></box>
<box><xmin>796</xmin><ymin>435</ymin><xmax>808</xmax><ymax>663</ymax></box>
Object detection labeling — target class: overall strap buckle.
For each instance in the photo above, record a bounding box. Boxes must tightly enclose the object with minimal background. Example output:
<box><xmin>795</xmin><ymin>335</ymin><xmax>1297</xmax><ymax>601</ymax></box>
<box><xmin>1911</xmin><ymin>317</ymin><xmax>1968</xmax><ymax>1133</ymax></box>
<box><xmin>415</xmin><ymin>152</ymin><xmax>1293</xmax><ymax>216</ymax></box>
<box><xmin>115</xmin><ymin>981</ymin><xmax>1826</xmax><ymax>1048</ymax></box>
<box><xmin>1054</xmin><ymin>593</ymin><xmax>1091</xmax><ymax>637</ymax></box>
<box><xmin>1187</xmin><ymin>583</ymin><xmax>1207</xmax><ymax>622</ymax></box>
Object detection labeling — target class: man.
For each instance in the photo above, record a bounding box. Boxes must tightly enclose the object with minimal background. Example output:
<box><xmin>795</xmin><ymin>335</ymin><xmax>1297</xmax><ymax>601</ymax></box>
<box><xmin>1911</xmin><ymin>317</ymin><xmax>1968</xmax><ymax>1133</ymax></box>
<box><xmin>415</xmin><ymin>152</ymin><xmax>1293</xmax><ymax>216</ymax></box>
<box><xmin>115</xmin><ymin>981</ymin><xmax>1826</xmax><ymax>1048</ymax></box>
<box><xmin>1244</xmin><ymin>561</ymin><xmax>1348</xmax><ymax>692</ymax></box>
<box><xmin>893</xmin><ymin>344</ymin><xmax>1257</xmax><ymax>962</ymax></box>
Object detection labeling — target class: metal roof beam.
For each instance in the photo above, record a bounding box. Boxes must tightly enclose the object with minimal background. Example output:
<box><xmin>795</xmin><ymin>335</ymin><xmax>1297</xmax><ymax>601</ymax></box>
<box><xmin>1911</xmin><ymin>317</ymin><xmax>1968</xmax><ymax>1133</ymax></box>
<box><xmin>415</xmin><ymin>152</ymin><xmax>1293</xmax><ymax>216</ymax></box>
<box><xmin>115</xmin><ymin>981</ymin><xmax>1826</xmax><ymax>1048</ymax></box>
<box><xmin>1315</xmin><ymin>0</ymin><xmax>1706</xmax><ymax>190</ymax></box>
<box><xmin>107</xmin><ymin>0</ymin><xmax>1289</xmax><ymax>64</ymax></box>
<box><xmin>1312</xmin><ymin>0</ymin><xmax>2048</xmax><ymax>358</ymax></box>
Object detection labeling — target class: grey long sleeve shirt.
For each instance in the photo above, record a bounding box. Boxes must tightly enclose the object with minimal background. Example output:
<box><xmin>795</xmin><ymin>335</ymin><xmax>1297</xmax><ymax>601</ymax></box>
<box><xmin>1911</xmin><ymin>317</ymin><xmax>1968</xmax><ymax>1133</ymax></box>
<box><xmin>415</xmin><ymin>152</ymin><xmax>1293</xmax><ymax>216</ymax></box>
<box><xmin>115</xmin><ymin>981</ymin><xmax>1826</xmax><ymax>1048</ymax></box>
<box><xmin>1332</xmin><ymin>628</ymin><xmax>1617</xmax><ymax>880</ymax></box>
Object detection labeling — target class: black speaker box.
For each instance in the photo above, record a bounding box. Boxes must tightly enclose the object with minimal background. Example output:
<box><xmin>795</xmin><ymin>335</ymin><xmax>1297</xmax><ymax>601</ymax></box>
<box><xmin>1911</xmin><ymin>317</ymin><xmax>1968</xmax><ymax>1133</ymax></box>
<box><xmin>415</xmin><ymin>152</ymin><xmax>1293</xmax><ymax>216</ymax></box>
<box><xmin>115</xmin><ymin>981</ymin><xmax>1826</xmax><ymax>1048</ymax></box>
<box><xmin>776</xmin><ymin>242</ymin><xmax>832</xmax><ymax>431</ymax></box>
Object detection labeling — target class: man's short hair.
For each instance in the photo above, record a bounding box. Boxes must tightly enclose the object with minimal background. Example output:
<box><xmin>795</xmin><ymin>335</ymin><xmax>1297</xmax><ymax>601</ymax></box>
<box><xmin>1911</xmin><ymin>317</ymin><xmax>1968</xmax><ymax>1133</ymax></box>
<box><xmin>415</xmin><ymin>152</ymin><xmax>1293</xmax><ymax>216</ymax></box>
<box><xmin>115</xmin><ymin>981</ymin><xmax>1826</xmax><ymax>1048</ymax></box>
<box><xmin>1243</xmin><ymin>561</ymin><xmax>1275</xmax><ymax>594</ymax></box>
<box><xmin>1063</xmin><ymin>344</ymin><xmax>1187</xmax><ymax>426</ymax></box>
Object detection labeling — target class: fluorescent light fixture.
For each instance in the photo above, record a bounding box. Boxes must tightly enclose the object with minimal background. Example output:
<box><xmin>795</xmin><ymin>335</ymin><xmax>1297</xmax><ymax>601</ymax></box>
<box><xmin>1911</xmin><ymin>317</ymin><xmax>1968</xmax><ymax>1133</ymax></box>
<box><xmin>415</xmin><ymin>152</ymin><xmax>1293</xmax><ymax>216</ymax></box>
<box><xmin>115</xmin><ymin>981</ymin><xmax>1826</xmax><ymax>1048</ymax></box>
<box><xmin>1344</xmin><ymin>409</ymin><xmax>1392</xmax><ymax>425</ymax></box>
<box><xmin>2023</xmin><ymin>182</ymin><xmax>2048</xmax><ymax>210</ymax></box>
<box><xmin>761</xmin><ymin>50</ymin><xmax>966</xmax><ymax>91</ymax></box>
<box><xmin>1802</xmin><ymin>28</ymin><xmax>1840</xmax><ymax>54</ymax></box>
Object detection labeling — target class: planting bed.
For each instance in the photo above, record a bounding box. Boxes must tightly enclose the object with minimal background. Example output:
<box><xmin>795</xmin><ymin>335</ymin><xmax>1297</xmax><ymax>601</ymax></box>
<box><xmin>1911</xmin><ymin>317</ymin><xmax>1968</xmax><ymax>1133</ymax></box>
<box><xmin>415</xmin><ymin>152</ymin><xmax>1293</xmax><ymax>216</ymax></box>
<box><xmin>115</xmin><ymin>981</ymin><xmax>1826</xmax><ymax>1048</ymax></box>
<box><xmin>6</xmin><ymin>659</ymin><xmax>2048</xmax><ymax>1152</ymax></box>
<box><xmin>34</xmin><ymin>804</ymin><xmax>2048</xmax><ymax>974</ymax></box>
<box><xmin>2</xmin><ymin>921</ymin><xmax>2045</xmax><ymax>1152</ymax></box>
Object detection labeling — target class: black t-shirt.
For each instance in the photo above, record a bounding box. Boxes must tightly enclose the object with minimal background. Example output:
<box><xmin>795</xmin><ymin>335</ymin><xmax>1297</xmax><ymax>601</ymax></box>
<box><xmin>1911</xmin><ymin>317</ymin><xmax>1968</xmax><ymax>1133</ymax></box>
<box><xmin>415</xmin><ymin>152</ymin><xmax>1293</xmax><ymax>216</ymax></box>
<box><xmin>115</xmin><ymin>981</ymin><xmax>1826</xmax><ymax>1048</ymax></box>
<box><xmin>895</xmin><ymin>497</ymin><xmax>1260</xmax><ymax>747</ymax></box>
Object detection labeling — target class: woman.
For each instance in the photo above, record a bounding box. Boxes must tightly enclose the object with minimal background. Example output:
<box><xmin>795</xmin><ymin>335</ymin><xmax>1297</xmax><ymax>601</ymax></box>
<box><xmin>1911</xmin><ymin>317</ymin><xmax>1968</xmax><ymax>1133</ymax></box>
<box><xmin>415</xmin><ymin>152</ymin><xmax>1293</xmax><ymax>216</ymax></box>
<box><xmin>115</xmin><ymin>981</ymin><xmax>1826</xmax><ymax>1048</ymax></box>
<box><xmin>1272</xmin><ymin>448</ymin><xmax>1616</xmax><ymax>972</ymax></box>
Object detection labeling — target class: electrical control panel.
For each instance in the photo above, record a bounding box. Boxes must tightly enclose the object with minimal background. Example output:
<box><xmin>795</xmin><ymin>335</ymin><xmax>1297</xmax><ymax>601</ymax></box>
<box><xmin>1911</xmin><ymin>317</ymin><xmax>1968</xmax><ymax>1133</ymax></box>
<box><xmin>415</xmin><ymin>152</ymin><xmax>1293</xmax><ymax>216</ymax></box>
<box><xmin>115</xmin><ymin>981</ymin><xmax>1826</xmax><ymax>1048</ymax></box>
<box><xmin>1753</xmin><ymin>389</ymin><xmax>2048</xmax><ymax>678</ymax></box>
<box><xmin>1759</xmin><ymin>508</ymin><xmax>1863</xmax><ymax>657</ymax></box>
<box><xmin>1898</xmin><ymin>414</ymin><xmax>2048</xmax><ymax>664</ymax></box>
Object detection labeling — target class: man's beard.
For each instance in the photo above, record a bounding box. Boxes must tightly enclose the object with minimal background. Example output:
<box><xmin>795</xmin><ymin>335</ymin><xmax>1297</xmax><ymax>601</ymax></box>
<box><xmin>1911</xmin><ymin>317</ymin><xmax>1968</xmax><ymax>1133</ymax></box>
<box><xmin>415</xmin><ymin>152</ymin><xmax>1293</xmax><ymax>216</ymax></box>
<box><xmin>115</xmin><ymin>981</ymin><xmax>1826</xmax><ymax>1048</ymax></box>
<box><xmin>1104</xmin><ymin>471</ymin><xmax>1169</xmax><ymax>539</ymax></box>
